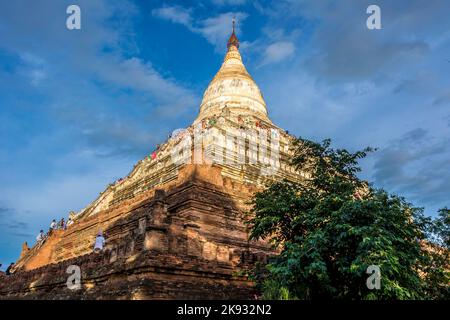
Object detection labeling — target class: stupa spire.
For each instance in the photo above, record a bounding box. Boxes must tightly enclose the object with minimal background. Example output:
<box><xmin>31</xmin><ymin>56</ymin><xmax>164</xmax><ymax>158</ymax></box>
<box><xmin>195</xmin><ymin>19</ymin><xmax>271</xmax><ymax>124</ymax></box>
<box><xmin>227</xmin><ymin>18</ymin><xmax>239</xmax><ymax>50</ymax></box>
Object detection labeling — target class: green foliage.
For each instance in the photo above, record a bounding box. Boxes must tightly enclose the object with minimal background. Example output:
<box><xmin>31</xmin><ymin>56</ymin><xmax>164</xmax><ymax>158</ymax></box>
<box><xmin>260</xmin><ymin>279</ymin><xmax>296</xmax><ymax>300</ymax></box>
<box><xmin>420</xmin><ymin>208</ymin><xmax>450</xmax><ymax>299</ymax></box>
<box><xmin>248</xmin><ymin>138</ymin><xmax>449</xmax><ymax>300</ymax></box>
<box><xmin>432</xmin><ymin>208</ymin><xmax>450</xmax><ymax>249</ymax></box>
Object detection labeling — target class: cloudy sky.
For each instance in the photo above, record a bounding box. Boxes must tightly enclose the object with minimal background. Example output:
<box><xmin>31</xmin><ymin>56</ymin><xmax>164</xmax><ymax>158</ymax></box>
<box><xmin>0</xmin><ymin>0</ymin><xmax>449</xmax><ymax>268</ymax></box>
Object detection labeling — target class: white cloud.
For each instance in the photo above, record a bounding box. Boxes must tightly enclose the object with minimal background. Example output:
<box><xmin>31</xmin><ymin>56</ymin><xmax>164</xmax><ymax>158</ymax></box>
<box><xmin>371</xmin><ymin>128</ymin><xmax>450</xmax><ymax>209</ymax></box>
<box><xmin>197</xmin><ymin>12</ymin><xmax>248</xmax><ymax>51</ymax></box>
<box><xmin>152</xmin><ymin>6</ymin><xmax>247</xmax><ymax>52</ymax></box>
<box><xmin>19</xmin><ymin>53</ymin><xmax>45</xmax><ymax>66</ymax></box>
<box><xmin>261</xmin><ymin>41</ymin><xmax>295</xmax><ymax>65</ymax></box>
<box><xmin>18</xmin><ymin>52</ymin><xmax>47</xmax><ymax>86</ymax></box>
<box><xmin>210</xmin><ymin>0</ymin><xmax>247</xmax><ymax>7</ymax></box>
<box><xmin>152</xmin><ymin>6</ymin><xmax>193</xmax><ymax>27</ymax></box>
<box><xmin>29</xmin><ymin>69</ymin><xmax>46</xmax><ymax>86</ymax></box>
<box><xmin>93</xmin><ymin>56</ymin><xmax>195</xmax><ymax>105</ymax></box>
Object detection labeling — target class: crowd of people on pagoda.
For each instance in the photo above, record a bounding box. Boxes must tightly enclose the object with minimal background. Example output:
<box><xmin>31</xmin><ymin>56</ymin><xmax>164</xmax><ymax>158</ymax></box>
<box><xmin>0</xmin><ymin>262</ymin><xmax>15</xmax><ymax>276</ymax></box>
<box><xmin>33</xmin><ymin>215</ymin><xmax>77</xmax><ymax>248</ymax></box>
<box><xmin>1</xmin><ymin>225</ymin><xmax>107</xmax><ymax>277</ymax></box>
<box><xmin>140</xmin><ymin>112</ymin><xmax>292</xmax><ymax>170</ymax></box>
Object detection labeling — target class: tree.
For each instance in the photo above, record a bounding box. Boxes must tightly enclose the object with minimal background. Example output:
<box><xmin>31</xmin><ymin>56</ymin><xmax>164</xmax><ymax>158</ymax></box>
<box><xmin>247</xmin><ymin>138</ymin><xmax>449</xmax><ymax>300</ymax></box>
<box><xmin>421</xmin><ymin>207</ymin><xmax>450</xmax><ymax>299</ymax></box>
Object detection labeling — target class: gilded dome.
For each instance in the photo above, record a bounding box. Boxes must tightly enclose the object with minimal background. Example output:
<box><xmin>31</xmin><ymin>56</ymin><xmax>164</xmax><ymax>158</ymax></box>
<box><xmin>195</xmin><ymin>28</ymin><xmax>270</xmax><ymax>123</ymax></box>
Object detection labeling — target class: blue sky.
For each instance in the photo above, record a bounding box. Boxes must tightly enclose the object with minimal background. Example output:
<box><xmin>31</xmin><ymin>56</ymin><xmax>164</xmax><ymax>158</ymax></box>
<box><xmin>1</xmin><ymin>0</ymin><xmax>449</xmax><ymax>269</ymax></box>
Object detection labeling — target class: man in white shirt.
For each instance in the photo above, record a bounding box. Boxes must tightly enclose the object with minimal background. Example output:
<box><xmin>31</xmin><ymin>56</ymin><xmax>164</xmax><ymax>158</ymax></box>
<box><xmin>50</xmin><ymin>219</ymin><xmax>57</xmax><ymax>230</ymax></box>
<box><xmin>36</xmin><ymin>230</ymin><xmax>45</xmax><ymax>243</ymax></box>
<box><xmin>93</xmin><ymin>231</ymin><xmax>106</xmax><ymax>253</ymax></box>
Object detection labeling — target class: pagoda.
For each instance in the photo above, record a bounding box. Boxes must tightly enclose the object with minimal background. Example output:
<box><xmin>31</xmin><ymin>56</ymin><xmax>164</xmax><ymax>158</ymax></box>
<box><xmin>0</xmin><ymin>24</ymin><xmax>305</xmax><ymax>299</ymax></box>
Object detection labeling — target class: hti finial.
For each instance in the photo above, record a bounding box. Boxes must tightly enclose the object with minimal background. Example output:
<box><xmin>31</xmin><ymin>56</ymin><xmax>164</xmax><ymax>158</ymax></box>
<box><xmin>227</xmin><ymin>17</ymin><xmax>239</xmax><ymax>49</ymax></box>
